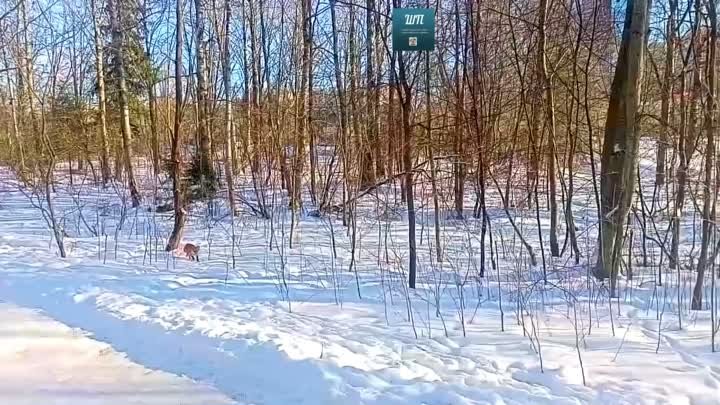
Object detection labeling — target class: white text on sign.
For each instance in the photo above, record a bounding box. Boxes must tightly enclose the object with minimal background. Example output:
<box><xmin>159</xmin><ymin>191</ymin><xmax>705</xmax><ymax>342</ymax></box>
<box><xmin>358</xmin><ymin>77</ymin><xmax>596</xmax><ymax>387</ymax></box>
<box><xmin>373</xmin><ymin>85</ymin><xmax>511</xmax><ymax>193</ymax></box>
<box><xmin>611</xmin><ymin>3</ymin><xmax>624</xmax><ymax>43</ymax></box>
<box><xmin>404</xmin><ymin>14</ymin><xmax>425</xmax><ymax>25</ymax></box>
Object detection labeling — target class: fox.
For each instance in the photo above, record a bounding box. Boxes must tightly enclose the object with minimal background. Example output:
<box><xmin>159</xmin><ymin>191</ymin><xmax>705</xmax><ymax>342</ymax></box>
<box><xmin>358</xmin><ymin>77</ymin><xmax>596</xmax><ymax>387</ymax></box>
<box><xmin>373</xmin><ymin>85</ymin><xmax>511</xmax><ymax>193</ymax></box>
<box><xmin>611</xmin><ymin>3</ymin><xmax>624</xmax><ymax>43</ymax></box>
<box><xmin>182</xmin><ymin>243</ymin><xmax>200</xmax><ymax>262</ymax></box>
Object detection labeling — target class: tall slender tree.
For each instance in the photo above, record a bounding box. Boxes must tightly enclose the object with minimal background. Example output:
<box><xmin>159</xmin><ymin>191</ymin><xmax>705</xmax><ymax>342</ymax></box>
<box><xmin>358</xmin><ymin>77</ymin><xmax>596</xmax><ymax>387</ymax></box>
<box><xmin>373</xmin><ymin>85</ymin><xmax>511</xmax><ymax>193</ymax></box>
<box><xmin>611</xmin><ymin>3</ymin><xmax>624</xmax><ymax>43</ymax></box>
<box><xmin>693</xmin><ymin>0</ymin><xmax>717</xmax><ymax>310</ymax></box>
<box><xmin>220</xmin><ymin>0</ymin><xmax>235</xmax><ymax>213</ymax></box>
<box><xmin>194</xmin><ymin>0</ymin><xmax>216</xmax><ymax>193</ymax></box>
<box><xmin>596</xmin><ymin>0</ymin><xmax>652</xmax><ymax>296</ymax></box>
<box><xmin>108</xmin><ymin>0</ymin><xmax>141</xmax><ymax>207</ymax></box>
<box><xmin>91</xmin><ymin>0</ymin><xmax>112</xmax><ymax>185</ymax></box>
<box><xmin>166</xmin><ymin>0</ymin><xmax>187</xmax><ymax>251</ymax></box>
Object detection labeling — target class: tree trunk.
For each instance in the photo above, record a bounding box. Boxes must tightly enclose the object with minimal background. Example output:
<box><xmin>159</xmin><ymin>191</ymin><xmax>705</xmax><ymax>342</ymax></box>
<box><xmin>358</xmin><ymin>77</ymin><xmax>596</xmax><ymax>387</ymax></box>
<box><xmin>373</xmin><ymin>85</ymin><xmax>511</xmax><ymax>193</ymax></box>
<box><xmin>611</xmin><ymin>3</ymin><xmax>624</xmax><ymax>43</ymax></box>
<box><xmin>109</xmin><ymin>0</ymin><xmax>141</xmax><ymax>208</ymax></box>
<box><xmin>370</xmin><ymin>0</ymin><xmax>384</xmax><ymax>178</ymax></box>
<box><xmin>595</xmin><ymin>0</ymin><xmax>651</xmax><ymax>297</ymax></box>
<box><xmin>536</xmin><ymin>0</ymin><xmax>559</xmax><ymax>257</ymax></box>
<box><xmin>329</xmin><ymin>0</ymin><xmax>349</xmax><ymax>223</ymax></box>
<box><xmin>221</xmin><ymin>0</ymin><xmax>235</xmax><ymax>214</ymax></box>
<box><xmin>4</xmin><ymin>52</ymin><xmax>24</xmax><ymax>171</ymax></box>
<box><xmin>246</xmin><ymin>0</ymin><xmax>261</xmax><ymax>176</ymax></box>
<box><xmin>149</xmin><ymin>82</ymin><xmax>160</xmax><ymax>177</ymax></box>
<box><xmin>18</xmin><ymin>0</ymin><xmax>36</xmax><ymax>135</ymax></box>
<box><xmin>693</xmin><ymin>0</ymin><xmax>717</xmax><ymax>310</ymax></box>
<box><xmin>426</xmin><ymin>49</ymin><xmax>442</xmax><ymax>262</ymax></box>
<box><xmin>195</xmin><ymin>0</ymin><xmax>216</xmax><ymax>192</ymax></box>
<box><xmin>90</xmin><ymin>0</ymin><xmax>111</xmax><ymax>185</ymax></box>
<box><xmin>452</xmin><ymin>0</ymin><xmax>465</xmax><ymax>219</ymax></box>
<box><xmin>388</xmin><ymin>52</ymin><xmax>396</xmax><ymax>179</ymax></box>
<box><xmin>167</xmin><ymin>0</ymin><xmax>187</xmax><ymax>251</ymax></box>
<box><xmin>42</xmin><ymin>129</ymin><xmax>65</xmax><ymax>258</ymax></box>
<box><xmin>143</xmin><ymin>1</ymin><xmax>160</xmax><ymax>178</ymax></box>
<box><xmin>308</xmin><ymin>8</ymin><xmax>317</xmax><ymax>205</ymax></box>
<box><xmin>358</xmin><ymin>0</ymin><xmax>376</xmax><ymax>187</ymax></box>
<box><xmin>291</xmin><ymin>0</ymin><xmax>311</xmax><ymax>215</ymax></box>
<box><xmin>347</xmin><ymin>5</ymin><xmax>367</xmax><ymax>190</ymax></box>
<box><xmin>398</xmin><ymin>49</ymin><xmax>417</xmax><ymax>288</ymax></box>
<box><xmin>468</xmin><ymin>0</ymin><xmax>487</xmax><ymax>275</ymax></box>
<box><xmin>655</xmin><ymin>0</ymin><xmax>676</xmax><ymax>187</ymax></box>
<box><xmin>18</xmin><ymin>0</ymin><xmax>42</xmax><ymax>169</ymax></box>
<box><xmin>671</xmin><ymin>40</ymin><xmax>700</xmax><ymax>269</ymax></box>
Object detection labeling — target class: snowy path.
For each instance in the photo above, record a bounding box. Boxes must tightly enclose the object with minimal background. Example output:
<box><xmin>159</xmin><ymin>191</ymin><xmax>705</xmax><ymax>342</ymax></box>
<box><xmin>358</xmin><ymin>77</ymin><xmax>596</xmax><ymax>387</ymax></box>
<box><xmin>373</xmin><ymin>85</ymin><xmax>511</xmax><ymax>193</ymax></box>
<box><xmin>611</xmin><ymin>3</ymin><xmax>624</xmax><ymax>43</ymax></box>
<box><xmin>0</xmin><ymin>302</ymin><xmax>234</xmax><ymax>405</ymax></box>
<box><xmin>1</xmin><ymin>236</ymin><xmax>718</xmax><ymax>405</ymax></box>
<box><xmin>0</xmin><ymin>184</ymin><xmax>718</xmax><ymax>404</ymax></box>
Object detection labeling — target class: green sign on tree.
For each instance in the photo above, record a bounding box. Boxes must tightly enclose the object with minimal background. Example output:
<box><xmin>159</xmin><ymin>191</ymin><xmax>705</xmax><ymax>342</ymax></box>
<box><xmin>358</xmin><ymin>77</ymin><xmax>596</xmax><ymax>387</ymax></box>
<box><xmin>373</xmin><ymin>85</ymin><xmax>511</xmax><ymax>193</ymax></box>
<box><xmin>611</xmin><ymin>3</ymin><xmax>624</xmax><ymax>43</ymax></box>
<box><xmin>392</xmin><ymin>8</ymin><xmax>435</xmax><ymax>51</ymax></box>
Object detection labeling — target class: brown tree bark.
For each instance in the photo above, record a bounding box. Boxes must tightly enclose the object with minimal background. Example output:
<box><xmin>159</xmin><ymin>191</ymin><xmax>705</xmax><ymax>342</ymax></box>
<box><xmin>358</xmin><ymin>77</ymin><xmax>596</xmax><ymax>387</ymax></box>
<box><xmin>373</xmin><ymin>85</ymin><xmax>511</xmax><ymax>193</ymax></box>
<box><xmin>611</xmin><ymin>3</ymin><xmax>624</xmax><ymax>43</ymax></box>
<box><xmin>289</xmin><ymin>0</ymin><xmax>311</xmax><ymax>242</ymax></box>
<box><xmin>536</xmin><ymin>0</ymin><xmax>559</xmax><ymax>257</ymax></box>
<box><xmin>693</xmin><ymin>0</ymin><xmax>717</xmax><ymax>310</ymax></box>
<box><xmin>426</xmin><ymin>49</ymin><xmax>442</xmax><ymax>262</ymax></box>
<box><xmin>109</xmin><ymin>0</ymin><xmax>141</xmax><ymax>208</ymax></box>
<box><xmin>221</xmin><ymin>0</ymin><xmax>235</xmax><ymax>214</ymax></box>
<box><xmin>396</xmin><ymin>40</ymin><xmax>417</xmax><ymax>287</ymax></box>
<box><xmin>329</xmin><ymin>0</ymin><xmax>349</xmax><ymax>222</ymax></box>
<box><xmin>358</xmin><ymin>0</ymin><xmax>375</xmax><ymax>188</ymax></box>
<box><xmin>452</xmin><ymin>0</ymin><xmax>464</xmax><ymax>219</ymax></box>
<box><xmin>308</xmin><ymin>4</ymin><xmax>317</xmax><ymax>204</ymax></box>
<box><xmin>91</xmin><ymin>0</ymin><xmax>111</xmax><ymax>185</ymax></box>
<box><xmin>194</xmin><ymin>0</ymin><xmax>216</xmax><ymax>190</ymax></box>
<box><xmin>655</xmin><ymin>0</ymin><xmax>676</xmax><ymax>187</ymax></box>
<box><xmin>167</xmin><ymin>0</ymin><xmax>187</xmax><ymax>251</ymax></box>
<box><xmin>3</xmin><ymin>49</ymin><xmax>24</xmax><ymax>171</ymax></box>
<box><xmin>596</xmin><ymin>0</ymin><xmax>651</xmax><ymax>297</ymax></box>
<box><xmin>246</xmin><ymin>0</ymin><xmax>262</xmax><ymax>177</ymax></box>
<box><xmin>369</xmin><ymin>0</ymin><xmax>383</xmax><ymax>178</ymax></box>
<box><xmin>18</xmin><ymin>0</ymin><xmax>40</xmax><ymax>156</ymax></box>
<box><xmin>670</xmin><ymin>13</ymin><xmax>701</xmax><ymax>270</ymax></box>
<box><xmin>143</xmin><ymin>0</ymin><xmax>160</xmax><ymax>178</ymax></box>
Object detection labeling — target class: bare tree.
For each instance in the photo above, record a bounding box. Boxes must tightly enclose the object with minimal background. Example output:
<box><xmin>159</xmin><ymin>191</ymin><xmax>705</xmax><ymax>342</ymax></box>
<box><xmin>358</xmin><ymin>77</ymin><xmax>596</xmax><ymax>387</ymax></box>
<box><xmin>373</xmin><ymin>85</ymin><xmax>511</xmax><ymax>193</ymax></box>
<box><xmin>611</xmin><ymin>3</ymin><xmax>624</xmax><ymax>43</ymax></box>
<box><xmin>166</xmin><ymin>0</ymin><xmax>187</xmax><ymax>251</ymax></box>
<box><xmin>596</xmin><ymin>0</ymin><xmax>651</xmax><ymax>297</ymax></box>
<box><xmin>220</xmin><ymin>0</ymin><xmax>235</xmax><ymax>213</ymax></box>
<box><xmin>90</xmin><ymin>0</ymin><xmax>112</xmax><ymax>185</ymax></box>
<box><xmin>290</xmin><ymin>0</ymin><xmax>311</xmax><ymax>242</ymax></box>
<box><xmin>394</xmin><ymin>0</ymin><xmax>417</xmax><ymax>289</ymax></box>
<box><xmin>452</xmin><ymin>0</ymin><xmax>464</xmax><ymax>220</ymax></box>
<box><xmin>142</xmin><ymin>0</ymin><xmax>160</xmax><ymax>178</ymax></box>
<box><xmin>108</xmin><ymin>0</ymin><xmax>141</xmax><ymax>207</ymax></box>
<box><xmin>535</xmin><ymin>0</ymin><xmax>559</xmax><ymax>257</ymax></box>
<box><xmin>654</xmin><ymin>0</ymin><xmax>676</xmax><ymax>187</ymax></box>
<box><xmin>194</xmin><ymin>0</ymin><xmax>216</xmax><ymax>191</ymax></box>
<box><xmin>693</xmin><ymin>0</ymin><xmax>717</xmax><ymax>310</ymax></box>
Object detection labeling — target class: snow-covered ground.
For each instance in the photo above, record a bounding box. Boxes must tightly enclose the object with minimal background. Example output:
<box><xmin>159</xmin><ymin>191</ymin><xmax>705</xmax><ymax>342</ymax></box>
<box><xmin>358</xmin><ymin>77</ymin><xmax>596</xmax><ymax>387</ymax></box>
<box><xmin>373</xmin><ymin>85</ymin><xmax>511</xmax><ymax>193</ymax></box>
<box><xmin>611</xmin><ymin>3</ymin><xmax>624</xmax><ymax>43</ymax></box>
<box><xmin>0</xmin><ymin>159</ymin><xmax>718</xmax><ymax>405</ymax></box>
<box><xmin>0</xmin><ymin>302</ymin><xmax>233</xmax><ymax>405</ymax></box>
